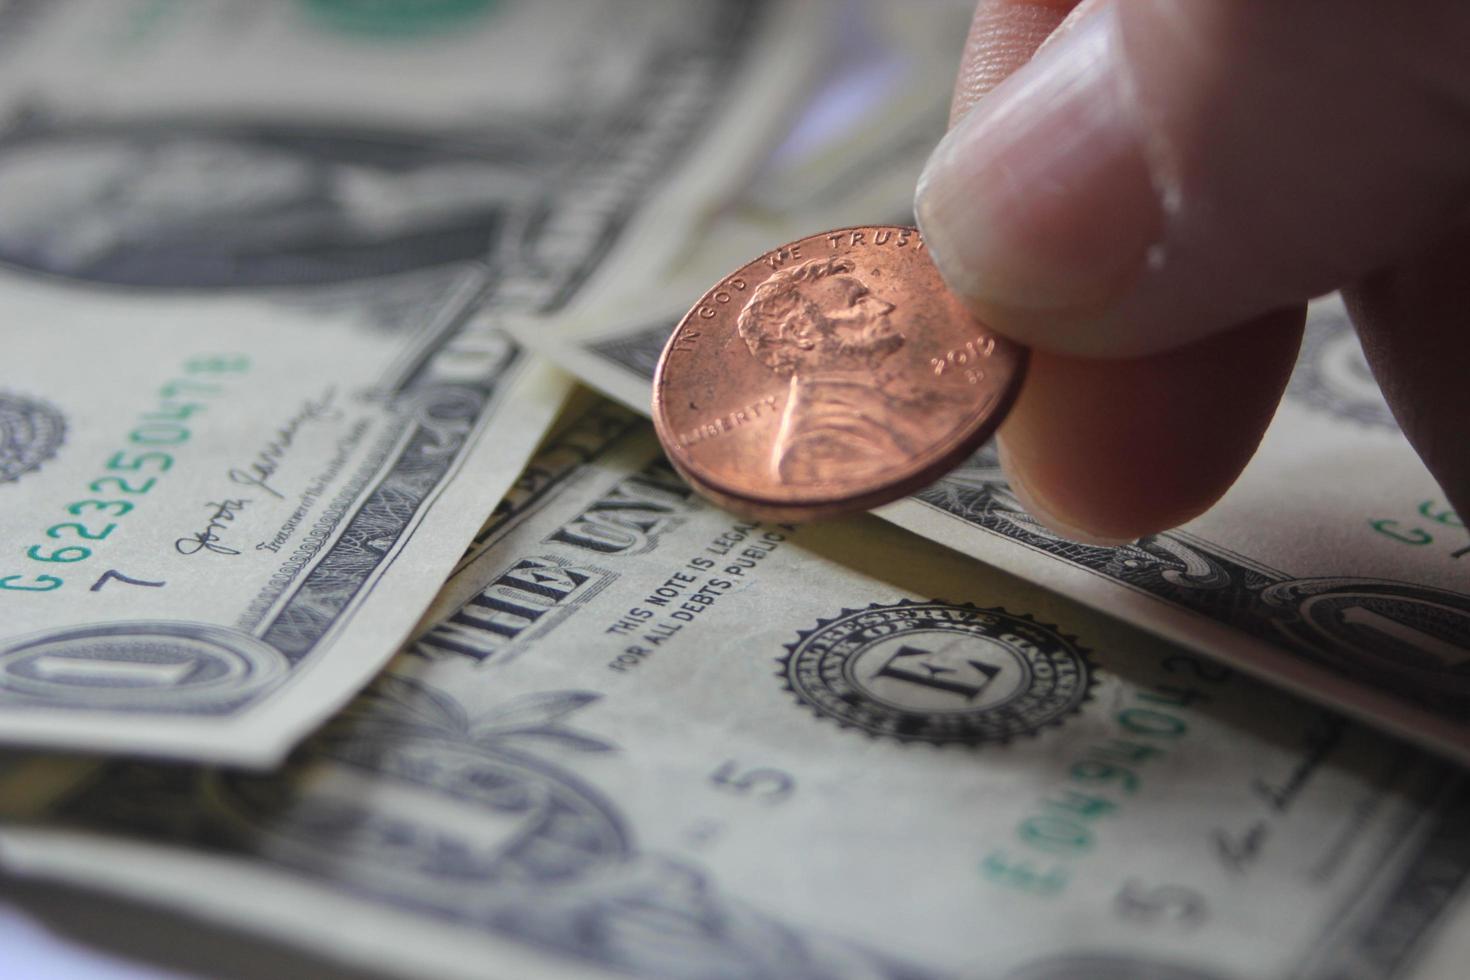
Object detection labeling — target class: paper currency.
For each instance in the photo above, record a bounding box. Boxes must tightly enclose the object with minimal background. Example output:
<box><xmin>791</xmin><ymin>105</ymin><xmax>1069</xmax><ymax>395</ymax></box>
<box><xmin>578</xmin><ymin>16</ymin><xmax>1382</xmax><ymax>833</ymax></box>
<box><xmin>0</xmin><ymin>0</ymin><xmax>829</xmax><ymax>765</ymax></box>
<box><xmin>0</xmin><ymin>276</ymin><xmax>568</xmax><ymax>767</ymax></box>
<box><xmin>2</xmin><ymin>404</ymin><xmax>1468</xmax><ymax>980</ymax></box>
<box><xmin>0</xmin><ymin>0</ymin><xmax>824</xmax><ymax>299</ymax></box>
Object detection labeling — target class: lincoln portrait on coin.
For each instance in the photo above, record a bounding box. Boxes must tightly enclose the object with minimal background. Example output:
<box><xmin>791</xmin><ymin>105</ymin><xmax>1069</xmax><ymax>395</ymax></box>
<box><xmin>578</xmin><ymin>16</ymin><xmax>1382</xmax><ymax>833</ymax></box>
<box><xmin>737</xmin><ymin>255</ymin><xmax>930</xmax><ymax>485</ymax></box>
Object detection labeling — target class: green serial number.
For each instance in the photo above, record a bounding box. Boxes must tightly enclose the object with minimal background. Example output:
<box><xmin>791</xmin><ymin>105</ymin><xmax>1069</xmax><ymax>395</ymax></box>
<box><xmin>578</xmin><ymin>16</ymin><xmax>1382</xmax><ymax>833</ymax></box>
<box><xmin>2</xmin><ymin>355</ymin><xmax>249</xmax><ymax>594</ymax></box>
<box><xmin>1371</xmin><ymin>498</ymin><xmax>1468</xmax><ymax>560</ymax></box>
<box><xmin>981</xmin><ymin>653</ymin><xmax>1230</xmax><ymax>899</ymax></box>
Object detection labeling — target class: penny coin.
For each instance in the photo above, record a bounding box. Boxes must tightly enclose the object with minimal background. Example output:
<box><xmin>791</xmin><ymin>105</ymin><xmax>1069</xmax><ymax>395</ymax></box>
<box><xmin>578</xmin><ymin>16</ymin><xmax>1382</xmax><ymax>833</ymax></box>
<box><xmin>652</xmin><ymin>225</ymin><xmax>1027</xmax><ymax>522</ymax></box>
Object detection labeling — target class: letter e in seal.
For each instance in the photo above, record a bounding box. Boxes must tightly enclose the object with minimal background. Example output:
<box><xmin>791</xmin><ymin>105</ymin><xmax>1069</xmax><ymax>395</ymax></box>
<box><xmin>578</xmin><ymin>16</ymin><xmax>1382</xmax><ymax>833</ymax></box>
<box><xmin>779</xmin><ymin>600</ymin><xmax>1095</xmax><ymax>745</ymax></box>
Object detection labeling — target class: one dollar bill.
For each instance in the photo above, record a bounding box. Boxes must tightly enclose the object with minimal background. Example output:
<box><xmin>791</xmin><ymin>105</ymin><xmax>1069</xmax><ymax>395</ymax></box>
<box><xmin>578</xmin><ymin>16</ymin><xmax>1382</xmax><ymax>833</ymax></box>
<box><xmin>0</xmin><ymin>285</ymin><xmax>567</xmax><ymax>766</ymax></box>
<box><xmin>0</xmin><ymin>0</ymin><xmax>829</xmax><ymax>765</ymax></box>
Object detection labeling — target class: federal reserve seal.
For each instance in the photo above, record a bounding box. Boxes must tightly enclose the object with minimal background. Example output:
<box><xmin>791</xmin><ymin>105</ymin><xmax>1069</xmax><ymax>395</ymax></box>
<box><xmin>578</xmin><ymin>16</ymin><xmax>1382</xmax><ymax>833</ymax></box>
<box><xmin>780</xmin><ymin>601</ymin><xmax>1095</xmax><ymax>745</ymax></box>
<box><xmin>0</xmin><ymin>392</ymin><xmax>65</xmax><ymax>484</ymax></box>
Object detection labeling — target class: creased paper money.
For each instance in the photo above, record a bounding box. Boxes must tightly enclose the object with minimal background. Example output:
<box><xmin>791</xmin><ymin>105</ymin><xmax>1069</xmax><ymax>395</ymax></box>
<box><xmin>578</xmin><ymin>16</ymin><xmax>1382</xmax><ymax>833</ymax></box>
<box><xmin>0</xmin><ymin>0</ymin><xmax>828</xmax><ymax>765</ymax></box>
<box><xmin>2</xmin><ymin>404</ymin><xmax>1467</xmax><ymax>980</ymax></box>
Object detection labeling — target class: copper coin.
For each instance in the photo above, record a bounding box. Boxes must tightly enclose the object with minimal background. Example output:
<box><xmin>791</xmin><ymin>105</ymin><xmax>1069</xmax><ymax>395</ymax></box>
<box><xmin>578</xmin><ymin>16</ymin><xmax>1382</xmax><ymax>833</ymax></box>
<box><xmin>652</xmin><ymin>225</ymin><xmax>1027</xmax><ymax>522</ymax></box>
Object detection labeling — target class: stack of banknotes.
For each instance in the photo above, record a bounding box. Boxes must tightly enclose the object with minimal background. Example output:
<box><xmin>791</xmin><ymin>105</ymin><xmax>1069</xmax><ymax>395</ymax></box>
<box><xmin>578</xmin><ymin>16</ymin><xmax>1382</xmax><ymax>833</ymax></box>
<box><xmin>1</xmin><ymin>3</ymin><xmax>1467</xmax><ymax>978</ymax></box>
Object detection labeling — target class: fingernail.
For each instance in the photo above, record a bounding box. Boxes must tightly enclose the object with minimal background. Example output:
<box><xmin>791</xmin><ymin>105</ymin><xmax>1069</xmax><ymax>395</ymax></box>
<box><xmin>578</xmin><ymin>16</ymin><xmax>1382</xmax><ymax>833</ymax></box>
<box><xmin>916</xmin><ymin>7</ymin><xmax>1162</xmax><ymax>318</ymax></box>
<box><xmin>996</xmin><ymin>436</ymin><xmax>1135</xmax><ymax>547</ymax></box>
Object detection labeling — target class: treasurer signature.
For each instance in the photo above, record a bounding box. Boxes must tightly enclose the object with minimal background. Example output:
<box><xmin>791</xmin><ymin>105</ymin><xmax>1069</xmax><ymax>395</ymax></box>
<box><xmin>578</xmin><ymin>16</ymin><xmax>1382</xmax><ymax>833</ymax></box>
<box><xmin>175</xmin><ymin>498</ymin><xmax>249</xmax><ymax>557</ymax></box>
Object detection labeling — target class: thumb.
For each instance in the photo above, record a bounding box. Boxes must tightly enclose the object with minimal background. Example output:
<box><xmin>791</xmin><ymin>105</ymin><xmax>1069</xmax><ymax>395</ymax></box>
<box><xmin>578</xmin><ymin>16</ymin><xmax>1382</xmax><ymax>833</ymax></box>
<box><xmin>915</xmin><ymin>0</ymin><xmax>1470</xmax><ymax>357</ymax></box>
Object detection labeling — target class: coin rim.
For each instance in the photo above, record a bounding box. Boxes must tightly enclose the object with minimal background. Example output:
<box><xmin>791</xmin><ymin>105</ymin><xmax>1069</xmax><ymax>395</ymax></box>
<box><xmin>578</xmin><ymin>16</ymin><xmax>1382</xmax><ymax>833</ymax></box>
<box><xmin>651</xmin><ymin>225</ymin><xmax>1027</xmax><ymax>520</ymax></box>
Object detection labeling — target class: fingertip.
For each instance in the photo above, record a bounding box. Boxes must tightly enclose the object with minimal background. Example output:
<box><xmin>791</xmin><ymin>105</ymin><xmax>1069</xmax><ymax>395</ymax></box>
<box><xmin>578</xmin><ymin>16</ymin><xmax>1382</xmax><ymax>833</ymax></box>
<box><xmin>995</xmin><ymin>309</ymin><xmax>1306</xmax><ymax>542</ymax></box>
<box><xmin>997</xmin><ymin>435</ymin><xmax>1138</xmax><ymax>546</ymax></box>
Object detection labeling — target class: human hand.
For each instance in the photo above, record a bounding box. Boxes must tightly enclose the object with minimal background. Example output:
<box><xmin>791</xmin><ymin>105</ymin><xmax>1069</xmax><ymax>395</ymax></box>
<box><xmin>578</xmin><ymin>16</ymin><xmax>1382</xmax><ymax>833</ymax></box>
<box><xmin>915</xmin><ymin>0</ymin><xmax>1470</xmax><ymax>543</ymax></box>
